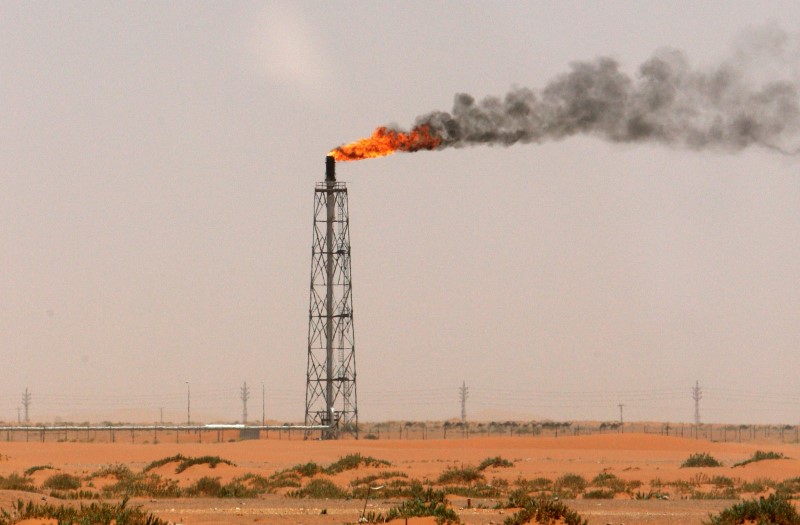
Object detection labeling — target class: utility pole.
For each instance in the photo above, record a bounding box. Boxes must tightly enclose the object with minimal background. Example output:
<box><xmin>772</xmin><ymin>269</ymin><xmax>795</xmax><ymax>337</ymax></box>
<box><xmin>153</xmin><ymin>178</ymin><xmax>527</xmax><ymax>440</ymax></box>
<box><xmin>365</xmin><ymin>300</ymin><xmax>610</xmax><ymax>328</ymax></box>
<box><xmin>459</xmin><ymin>381</ymin><xmax>469</xmax><ymax>423</ymax></box>
<box><xmin>240</xmin><ymin>381</ymin><xmax>250</xmax><ymax>425</ymax></box>
<box><xmin>692</xmin><ymin>380</ymin><xmax>702</xmax><ymax>425</ymax></box>
<box><xmin>22</xmin><ymin>388</ymin><xmax>31</xmax><ymax>423</ymax></box>
<box><xmin>618</xmin><ymin>403</ymin><xmax>624</xmax><ymax>433</ymax></box>
<box><xmin>159</xmin><ymin>407</ymin><xmax>164</xmax><ymax>425</ymax></box>
<box><xmin>16</xmin><ymin>407</ymin><xmax>21</xmax><ymax>424</ymax></box>
<box><xmin>261</xmin><ymin>382</ymin><xmax>265</xmax><ymax>427</ymax></box>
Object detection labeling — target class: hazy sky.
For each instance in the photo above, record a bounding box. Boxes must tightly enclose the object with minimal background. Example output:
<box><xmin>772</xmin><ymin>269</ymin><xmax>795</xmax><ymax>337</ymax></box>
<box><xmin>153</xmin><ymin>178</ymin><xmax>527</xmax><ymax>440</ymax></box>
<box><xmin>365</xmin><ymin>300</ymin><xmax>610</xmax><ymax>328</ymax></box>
<box><xmin>2</xmin><ymin>1</ymin><xmax>800</xmax><ymax>425</ymax></box>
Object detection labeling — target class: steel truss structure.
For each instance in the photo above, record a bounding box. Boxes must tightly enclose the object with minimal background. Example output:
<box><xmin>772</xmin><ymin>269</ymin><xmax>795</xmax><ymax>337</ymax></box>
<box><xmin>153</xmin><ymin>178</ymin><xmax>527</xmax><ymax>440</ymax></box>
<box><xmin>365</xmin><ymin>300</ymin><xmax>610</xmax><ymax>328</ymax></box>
<box><xmin>304</xmin><ymin>178</ymin><xmax>357</xmax><ymax>439</ymax></box>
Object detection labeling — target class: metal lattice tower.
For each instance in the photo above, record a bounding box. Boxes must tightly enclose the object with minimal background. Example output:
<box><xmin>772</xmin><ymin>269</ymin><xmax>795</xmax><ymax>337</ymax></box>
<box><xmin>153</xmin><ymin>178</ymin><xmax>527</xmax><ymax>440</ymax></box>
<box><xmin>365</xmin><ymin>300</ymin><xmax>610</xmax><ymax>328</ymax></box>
<box><xmin>304</xmin><ymin>156</ymin><xmax>358</xmax><ymax>439</ymax></box>
<box><xmin>240</xmin><ymin>381</ymin><xmax>250</xmax><ymax>424</ymax></box>
<box><xmin>459</xmin><ymin>381</ymin><xmax>468</xmax><ymax>422</ymax></box>
<box><xmin>22</xmin><ymin>388</ymin><xmax>31</xmax><ymax>423</ymax></box>
<box><xmin>692</xmin><ymin>380</ymin><xmax>702</xmax><ymax>425</ymax></box>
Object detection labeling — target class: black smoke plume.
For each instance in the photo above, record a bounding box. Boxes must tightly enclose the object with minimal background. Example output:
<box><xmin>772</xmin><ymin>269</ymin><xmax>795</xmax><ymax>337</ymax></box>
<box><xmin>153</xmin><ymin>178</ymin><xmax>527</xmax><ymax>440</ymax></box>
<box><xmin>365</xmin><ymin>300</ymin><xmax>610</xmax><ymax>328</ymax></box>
<box><xmin>415</xmin><ymin>43</ymin><xmax>800</xmax><ymax>155</ymax></box>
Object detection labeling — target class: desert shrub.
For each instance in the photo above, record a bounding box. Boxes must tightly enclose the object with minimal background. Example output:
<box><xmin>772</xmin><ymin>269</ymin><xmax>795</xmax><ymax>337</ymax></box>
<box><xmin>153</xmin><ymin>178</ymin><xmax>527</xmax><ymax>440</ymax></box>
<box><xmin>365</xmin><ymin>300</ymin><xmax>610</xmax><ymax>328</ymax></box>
<box><xmin>143</xmin><ymin>454</ymin><xmax>186</xmax><ymax>472</ymax></box>
<box><xmin>740</xmin><ymin>478</ymin><xmax>776</xmax><ymax>494</ymax></box>
<box><xmin>554</xmin><ymin>473</ymin><xmax>587</xmax><ymax>498</ymax></box>
<box><xmin>102</xmin><ymin>472</ymin><xmax>181</xmax><ymax>498</ymax></box>
<box><xmin>289</xmin><ymin>478</ymin><xmax>349</xmax><ymax>499</ymax></box>
<box><xmin>627</xmin><ymin>480</ymin><xmax>643</xmax><ymax>491</ymax></box>
<box><xmin>708</xmin><ymin>476</ymin><xmax>735</xmax><ymax>488</ymax></box>
<box><xmin>0</xmin><ymin>473</ymin><xmax>36</xmax><ymax>492</ymax></box>
<box><xmin>733</xmin><ymin>450</ymin><xmax>786</xmax><ymax>467</ymax></box>
<box><xmin>776</xmin><ymin>477</ymin><xmax>800</xmax><ymax>497</ymax></box>
<box><xmin>352</xmin><ymin>477</ymin><xmax>414</xmax><ymax>499</ymax></box>
<box><xmin>671</xmin><ymin>479</ymin><xmax>695</xmax><ymax>495</ymax></box>
<box><xmin>437</xmin><ymin>466</ymin><xmax>484</xmax><ymax>485</ymax></box>
<box><xmin>256</xmin><ymin>462</ymin><xmax>321</xmax><ymax>493</ymax></box>
<box><xmin>351</xmin><ymin>471</ymin><xmax>409</xmax><ymax>487</ymax></box>
<box><xmin>690</xmin><ymin>487</ymin><xmax>739</xmax><ymax>499</ymax></box>
<box><xmin>514</xmin><ymin>477</ymin><xmax>553</xmax><ymax>492</ymax></box>
<box><xmin>591</xmin><ymin>472</ymin><xmax>627</xmax><ymax>493</ymax></box>
<box><xmin>0</xmin><ymin>498</ymin><xmax>168</xmax><ymax>525</ymax></box>
<box><xmin>263</xmin><ymin>470</ymin><xmax>302</xmax><ymax>490</ymax></box>
<box><xmin>681</xmin><ymin>452</ymin><xmax>723</xmax><ymax>468</ymax></box>
<box><xmin>635</xmin><ymin>490</ymin><xmax>669</xmax><ymax>500</ymax></box>
<box><xmin>174</xmin><ymin>455</ymin><xmax>234</xmax><ymax>473</ymax></box>
<box><xmin>704</xmin><ymin>494</ymin><xmax>800</xmax><ymax>525</ymax></box>
<box><xmin>478</xmin><ymin>456</ymin><xmax>514</xmax><ymax>471</ymax></box>
<box><xmin>236</xmin><ymin>472</ymin><xmax>272</xmax><ymax>491</ymax></box>
<box><xmin>142</xmin><ymin>454</ymin><xmax>234</xmax><ymax>474</ymax></box>
<box><xmin>294</xmin><ymin>461</ymin><xmax>321</xmax><ymax>477</ymax></box>
<box><xmin>440</xmin><ymin>483</ymin><xmax>503</xmax><ymax>498</ymax></box>
<box><xmin>42</xmin><ymin>473</ymin><xmax>82</xmax><ymax>491</ymax></box>
<box><xmin>90</xmin><ymin>464</ymin><xmax>133</xmax><ymax>480</ymax></box>
<box><xmin>583</xmin><ymin>488</ymin><xmax>615</xmax><ymax>499</ymax></box>
<box><xmin>187</xmin><ymin>476</ymin><xmax>223</xmax><ymax>497</ymax></box>
<box><xmin>351</xmin><ymin>471</ymin><xmax>411</xmax><ymax>498</ymax></box>
<box><xmin>502</xmin><ymin>495</ymin><xmax>587</xmax><ymax>525</ymax></box>
<box><xmin>24</xmin><ymin>465</ymin><xmax>53</xmax><ymax>476</ymax></box>
<box><xmin>324</xmin><ymin>454</ymin><xmax>390</xmax><ymax>474</ymax></box>
<box><xmin>384</xmin><ymin>487</ymin><xmax>460</xmax><ymax>525</ymax></box>
<box><xmin>47</xmin><ymin>489</ymin><xmax>100</xmax><ymax>500</ymax></box>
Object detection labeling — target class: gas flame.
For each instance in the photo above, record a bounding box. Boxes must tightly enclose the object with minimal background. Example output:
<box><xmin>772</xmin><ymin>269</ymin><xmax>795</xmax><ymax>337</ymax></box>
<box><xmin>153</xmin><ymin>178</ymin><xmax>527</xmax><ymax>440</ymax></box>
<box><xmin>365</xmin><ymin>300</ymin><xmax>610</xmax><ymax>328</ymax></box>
<box><xmin>329</xmin><ymin>124</ymin><xmax>442</xmax><ymax>161</ymax></box>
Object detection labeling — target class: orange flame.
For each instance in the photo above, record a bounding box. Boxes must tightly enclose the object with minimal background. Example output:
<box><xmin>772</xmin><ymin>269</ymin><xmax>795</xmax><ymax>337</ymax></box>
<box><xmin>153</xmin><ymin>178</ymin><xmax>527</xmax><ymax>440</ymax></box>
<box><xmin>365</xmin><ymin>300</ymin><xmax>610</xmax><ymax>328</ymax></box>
<box><xmin>329</xmin><ymin>124</ymin><xmax>441</xmax><ymax>161</ymax></box>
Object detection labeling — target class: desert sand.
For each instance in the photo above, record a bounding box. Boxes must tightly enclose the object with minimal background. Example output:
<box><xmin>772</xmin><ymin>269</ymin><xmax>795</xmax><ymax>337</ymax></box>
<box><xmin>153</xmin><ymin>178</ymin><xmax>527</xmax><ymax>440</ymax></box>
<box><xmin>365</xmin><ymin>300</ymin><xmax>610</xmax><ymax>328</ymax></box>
<box><xmin>0</xmin><ymin>432</ymin><xmax>798</xmax><ymax>524</ymax></box>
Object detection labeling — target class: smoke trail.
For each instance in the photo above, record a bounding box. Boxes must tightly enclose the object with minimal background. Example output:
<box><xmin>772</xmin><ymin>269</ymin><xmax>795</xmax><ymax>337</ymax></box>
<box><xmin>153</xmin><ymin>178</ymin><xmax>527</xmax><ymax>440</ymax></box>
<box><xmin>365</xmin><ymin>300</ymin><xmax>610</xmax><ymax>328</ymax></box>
<box><xmin>416</xmin><ymin>47</ymin><xmax>800</xmax><ymax>155</ymax></box>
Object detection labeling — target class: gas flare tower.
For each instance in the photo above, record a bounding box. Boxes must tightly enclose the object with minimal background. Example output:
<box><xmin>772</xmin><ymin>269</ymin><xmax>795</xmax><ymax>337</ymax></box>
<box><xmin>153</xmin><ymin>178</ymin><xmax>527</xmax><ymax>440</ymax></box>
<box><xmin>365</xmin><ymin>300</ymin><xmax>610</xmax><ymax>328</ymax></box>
<box><xmin>304</xmin><ymin>156</ymin><xmax>358</xmax><ymax>439</ymax></box>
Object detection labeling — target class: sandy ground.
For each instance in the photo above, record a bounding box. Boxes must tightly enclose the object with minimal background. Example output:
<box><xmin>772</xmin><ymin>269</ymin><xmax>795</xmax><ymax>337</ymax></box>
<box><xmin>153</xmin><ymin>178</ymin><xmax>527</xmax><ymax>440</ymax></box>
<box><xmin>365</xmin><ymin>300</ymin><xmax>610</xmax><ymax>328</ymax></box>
<box><xmin>0</xmin><ymin>433</ymin><xmax>798</xmax><ymax>524</ymax></box>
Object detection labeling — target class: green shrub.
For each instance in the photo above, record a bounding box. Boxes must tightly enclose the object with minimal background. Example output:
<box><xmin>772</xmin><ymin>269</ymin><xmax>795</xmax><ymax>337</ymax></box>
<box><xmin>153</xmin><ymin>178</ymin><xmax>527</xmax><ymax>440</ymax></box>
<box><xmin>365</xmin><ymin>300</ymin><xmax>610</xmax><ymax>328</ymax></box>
<box><xmin>142</xmin><ymin>454</ymin><xmax>234</xmax><ymax>474</ymax></box>
<box><xmin>42</xmin><ymin>473</ymin><xmax>82</xmax><ymax>491</ymax></box>
<box><xmin>583</xmin><ymin>488</ymin><xmax>615</xmax><ymax>499</ymax></box>
<box><xmin>439</xmin><ymin>483</ymin><xmax>502</xmax><ymax>498</ymax></box>
<box><xmin>174</xmin><ymin>456</ymin><xmax>235</xmax><ymax>473</ymax></box>
<box><xmin>514</xmin><ymin>477</ymin><xmax>553</xmax><ymax>492</ymax></box>
<box><xmin>776</xmin><ymin>477</ymin><xmax>800</xmax><ymax>498</ymax></box>
<box><xmin>0</xmin><ymin>473</ymin><xmax>36</xmax><ymax>492</ymax></box>
<box><xmin>102</xmin><ymin>472</ymin><xmax>181</xmax><ymax>498</ymax></box>
<box><xmin>235</xmin><ymin>472</ymin><xmax>272</xmax><ymax>491</ymax></box>
<box><xmin>0</xmin><ymin>498</ymin><xmax>168</xmax><ymax>525</ymax></box>
<box><xmin>187</xmin><ymin>476</ymin><xmax>223</xmax><ymax>497</ymax></box>
<box><xmin>591</xmin><ymin>472</ymin><xmax>627</xmax><ymax>493</ymax></box>
<box><xmin>385</xmin><ymin>487</ymin><xmax>460</xmax><ymax>525</ymax></box>
<box><xmin>218</xmin><ymin>480</ymin><xmax>258</xmax><ymax>498</ymax></box>
<box><xmin>437</xmin><ymin>465</ymin><xmax>485</xmax><ymax>485</ymax></box>
<box><xmin>90</xmin><ymin>464</ymin><xmax>133</xmax><ymax>480</ymax></box>
<box><xmin>502</xmin><ymin>495</ymin><xmax>587</xmax><ymax>525</ymax></box>
<box><xmin>351</xmin><ymin>471</ymin><xmax>408</xmax><ymax>487</ymax></box>
<box><xmin>324</xmin><ymin>454</ymin><xmax>390</xmax><ymax>474</ymax></box>
<box><xmin>708</xmin><ymin>476</ymin><xmax>735</xmax><ymax>488</ymax></box>
<box><xmin>681</xmin><ymin>453</ymin><xmax>723</xmax><ymax>468</ymax></box>
<box><xmin>740</xmin><ymin>478</ymin><xmax>776</xmax><ymax>494</ymax></box>
<box><xmin>294</xmin><ymin>461</ymin><xmax>321</xmax><ymax>477</ymax></box>
<box><xmin>733</xmin><ymin>450</ymin><xmax>786</xmax><ymax>468</ymax></box>
<box><xmin>478</xmin><ymin>456</ymin><xmax>514</xmax><ymax>471</ymax></box>
<box><xmin>290</xmin><ymin>478</ymin><xmax>349</xmax><ymax>499</ymax></box>
<box><xmin>689</xmin><ymin>487</ymin><xmax>739</xmax><ymax>499</ymax></box>
<box><xmin>704</xmin><ymin>494</ymin><xmax>800</xmax><ymax>525</ymax></box>
<box><xmin>554</xmin><ymin>473</ymin><xmax>587</xmax><ymax>498</ymax></box>
<box><xmin>24</xmin><ymin>465</ymin><xmax>53</xmax><ymax>476</ymax></box>
<box><xmin>143</xmin><ymin>454</ymin><xmax>186</xmax><ymax>472</ymax></box>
